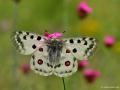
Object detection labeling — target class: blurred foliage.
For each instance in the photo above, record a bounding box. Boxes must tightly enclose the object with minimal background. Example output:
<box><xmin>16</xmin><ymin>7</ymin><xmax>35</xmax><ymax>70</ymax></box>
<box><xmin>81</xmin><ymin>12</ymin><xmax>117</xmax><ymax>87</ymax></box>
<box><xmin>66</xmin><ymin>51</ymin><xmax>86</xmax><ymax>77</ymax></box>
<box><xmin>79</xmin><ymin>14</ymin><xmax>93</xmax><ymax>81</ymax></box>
<box><xmin>0</xmin><ymin>0</ymin><xmax>120</xmax><ymax>90</ymax></box>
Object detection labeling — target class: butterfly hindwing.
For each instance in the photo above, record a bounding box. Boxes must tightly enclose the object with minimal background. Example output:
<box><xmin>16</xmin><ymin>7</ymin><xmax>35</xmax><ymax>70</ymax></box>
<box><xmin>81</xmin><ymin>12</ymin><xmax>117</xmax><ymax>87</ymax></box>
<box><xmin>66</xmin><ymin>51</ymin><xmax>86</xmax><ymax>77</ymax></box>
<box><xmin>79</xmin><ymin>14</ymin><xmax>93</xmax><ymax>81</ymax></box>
<box><xmin>30</xmin><ymin>45</ymin><xmax>53</xmax><ymax>76</ymax></box>
<box><xmin>54</xmin><ymin>48</ymin><xmax>78</xmax><ymax>77</ymax></box>
<box><xmin>64</xmin><ymin>37</ymin><xmax>97</xmax><ymax>60</ymax></box>
<box><xmin>12</xmin><ymin>31</ymin><xmax>45</xmax><ymax>55</ymax></box>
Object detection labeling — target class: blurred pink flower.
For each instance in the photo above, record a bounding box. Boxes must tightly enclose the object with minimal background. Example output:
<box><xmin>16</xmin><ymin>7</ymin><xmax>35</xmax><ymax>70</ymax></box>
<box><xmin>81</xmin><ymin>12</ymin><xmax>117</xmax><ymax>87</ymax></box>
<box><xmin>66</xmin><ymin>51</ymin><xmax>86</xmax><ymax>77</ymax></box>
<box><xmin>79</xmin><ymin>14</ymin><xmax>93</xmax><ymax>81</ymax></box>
<box><xmin>0</xmin><ymin>20</ymin><xmax>11</xmax><ymax>32</ymax></box>
<box><xmin>44</xmin><ymin>32</ymin><xmax>63</xmax><ymax>39</ymax></box>
<box><xmin>83</xmin><ymin>69</ymin><xmax>101</xmax><ymax>83</ymax></box>
<box><xmin>78</xmin><ymin>60</ymin><xmax>89</xmax><ymax>70</ymax></box>
<box><xmin>104</xmin><ymin>36</ymin><xmax>115</xmax><ymax>47</ymax></box>
<box><xmin>77</xmin><ymin>2</ymin><xmax>93</xmax><ymax>18</ymax></box>
<box><xmin>21</xmin><ymin>63</ymin><xmax>31</xmax><ymax>74</ymax></box>
<box><xmin>78</xmin><ymin>2</ymin><xmax>93</xmax><ymax>13</ymax></box>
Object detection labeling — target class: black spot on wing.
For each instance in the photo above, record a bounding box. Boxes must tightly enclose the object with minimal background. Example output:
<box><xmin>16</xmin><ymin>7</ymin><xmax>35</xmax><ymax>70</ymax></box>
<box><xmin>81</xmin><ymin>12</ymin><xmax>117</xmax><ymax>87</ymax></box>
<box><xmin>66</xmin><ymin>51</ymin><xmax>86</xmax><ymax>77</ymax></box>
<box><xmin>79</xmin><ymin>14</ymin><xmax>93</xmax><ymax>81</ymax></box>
<box><xmin>32</xmin><ymin>55</ymin><xmax>35</xmax><ymax>59</ymax></box>
<box><xmin>83</xmin><ymin>40</ymin><xmax>87</xmax><ymax>45</ymax></box>
<box><xmin>39</xmin><ymin>69</ymin><xmax>42</xmax><ymax>72</ymax></box>
<box><xmin>30</xmin><ymin>35</ymin><xmax>34</xmax><ymax>39</ymax></box>
<box><xmin>73</xmin><ymin>64</ymin><xmax>75</xmax><ymax>67</ymax></box>
<box><xmin>47</xmin><ymin>63</ymin><xmax>53</xmax><ymax>68</ymax></box>
<box><xmin>32</xmin><ymin>55</ymin><xmax>35</xmax><ymax>65</ymax></box>
<box><xmin>43</xmin><ymin>70</ymin><xmax>47</xmax><ymax>73</ymax></box>
<box><xmin>65</xmin><ymin>70</ymin><xmax>71</xmax><ymax>73</ymax></box>
<box><xmin>81</xmin><ymin>37</ymin><xmax>88</xmax><ymax>45</ymax></box>
<box><xmin>82</xmin><ymin>37</ymin><xmax>86</xmax><ymax>40</ymax></box>
<box><xmin>85</xmin><ymin>43</ymin><xmax>95</xmax><ymax>55</ymax></box>
<box><xmin>73</xmin><ymin>57</ymin><xmax>77</xmax><ymax>61</ymax></box>
<box><xmin>89</xmin><ymin>44</ymin><xmax>94</xmax><ymax>49</ymax></box>
<box><xmin>54</xmin><ymin>64</ymin><xmax>61</xmax><ymax>68</ymax></box>
<box><xmin>85</xmin><ymin>50</ymin><xmax>88</xmax><ymax>55</ymax></box>
<box><xmin>69</xmin><ymin>39</ymin><xmax>74</xmax><ymax>43</ymax></box>
<box><xmin>89</xmin><ymin>37</ymin><xmax>94</xmax><ymax>40</ymax></box>
<box><xmin>16</xmin><ymin>34</ymin><xmax>24</xmax><ymax>49</ymax></box>
<box><xmin>37</xmin><ymin>36</ymin><xmax>41</xmax><ymax>41</ymax></box>
<box><xmin>23</xmin><ymin>35</ymin><xmax>27</xmax><ymax>40</ymax></box>
<box><xmin>32</xmin><ymin>44</ymin><xmax>36</xmax><ymax>49</ymax></box>
<box><xmin>58</xmin><ymin>70</ymin><xmax>72</xmax><ymax>74</ymax></box>
<box><xmin>73</xmin><ymin>48</ymin><xmax>77</xmax><ymax>53</ymax></box>
<box><xmin>35</xmin><ymin>68</ymin><xmax>38</xmax><ymax>71</ymax></box>
<box><xmin>33</xmin><ymin>61</ymin><xmax>35</xmax><ymax>65</ymax></box>
<box><xmin>73</xmin><ymin>57</ymin><xmax>77</xmax><ymax>67</ymax></box>
<box><xmin>26</xmin><ymin>32</ymin><xmax>29</xmax><ymax>35</ymax></box>
<box><xmin>18</xmin><ymin>31</ymin><xmax>22</xmax><ymax>34</ymax></box>
<box><xmin>77</xmin><ymin>39</ymin><xmax>81</xmax><ymax>43</ymax></box>
<box><xmin>35</xmin><ymin>68</ymin><xmax>52</xmax><ymax>73</ymax></box>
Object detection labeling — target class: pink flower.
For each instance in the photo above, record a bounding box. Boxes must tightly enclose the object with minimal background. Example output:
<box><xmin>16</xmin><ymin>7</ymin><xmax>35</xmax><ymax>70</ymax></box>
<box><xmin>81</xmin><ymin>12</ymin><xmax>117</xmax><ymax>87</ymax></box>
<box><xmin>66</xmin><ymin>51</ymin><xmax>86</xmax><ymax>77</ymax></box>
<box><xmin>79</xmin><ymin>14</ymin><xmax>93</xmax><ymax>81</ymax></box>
<box><xmin>44</xmin><ymin>32</ymin><xmax>63</xmax><ymax>39</ymax></box>
<box><xmin>21</xmin><ymin>63</ymin><xmax>31</xmax><ymax>74</ymax></box>
<box><xmin>104</xmin><ymin>36</ymin><xmax>115</xmax><ymax>47</ymax></box>
<box><xmin>83</xmin><ymin>69</ymin><xmax>101</xmax><ymax>83</ymax></box>
<box><xmin>44</xmin><ymin>32</ymin><xmax>50</xmax><ymax>37</ymax></box>
<box><xmin>78</xmin><ymin>60</ymin><xmax>89</xmax><ymax>70</ymax></box>
<box><xmin>78</xmin><ymin>2</ymin><xmax>93</xmax><ymax>13</ymax></box>
<box><xmin>77</xmin><ymin>2</ymin><xmax>93</xmax><ymax>18</ymax></box>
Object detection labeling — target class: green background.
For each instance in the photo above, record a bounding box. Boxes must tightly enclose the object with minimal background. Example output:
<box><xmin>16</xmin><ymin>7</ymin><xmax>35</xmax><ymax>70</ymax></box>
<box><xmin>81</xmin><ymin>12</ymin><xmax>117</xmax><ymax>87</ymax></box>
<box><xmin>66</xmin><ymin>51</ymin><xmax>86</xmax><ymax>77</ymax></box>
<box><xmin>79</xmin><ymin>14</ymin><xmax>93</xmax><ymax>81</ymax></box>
<box><xmin>0</xmin><ymin>0</ymin><xmax>120</xmax><ymax>90</ymax></box>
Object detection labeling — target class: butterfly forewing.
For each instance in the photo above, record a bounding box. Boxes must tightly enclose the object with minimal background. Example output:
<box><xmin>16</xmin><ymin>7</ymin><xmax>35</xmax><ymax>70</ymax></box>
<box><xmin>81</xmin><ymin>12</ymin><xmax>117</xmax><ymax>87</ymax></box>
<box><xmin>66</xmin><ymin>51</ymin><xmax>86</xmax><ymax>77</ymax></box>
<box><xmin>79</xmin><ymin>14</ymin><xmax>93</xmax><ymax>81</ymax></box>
<box><xmin>12</xmin><ymin>31</ymin><xmax>45</xmax><ymax>55</ymax></box>
<box><xmin>64</xmin><ymin>37</ymin><xmax>97</xmax><ymax>60</ymax></box>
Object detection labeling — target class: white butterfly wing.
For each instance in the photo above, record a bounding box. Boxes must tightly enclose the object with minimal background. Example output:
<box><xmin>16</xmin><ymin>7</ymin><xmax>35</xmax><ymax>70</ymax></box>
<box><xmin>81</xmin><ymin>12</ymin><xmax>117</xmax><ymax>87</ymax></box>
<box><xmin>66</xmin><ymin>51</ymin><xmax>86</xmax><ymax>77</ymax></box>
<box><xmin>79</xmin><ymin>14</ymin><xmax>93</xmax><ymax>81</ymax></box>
<box><xmin>54</xmin><ymin>47</ymin><xmax>78</xmax><ymax>77</ymax></box>
<box><xmin>64</xmin><ymin>37</ymin><xmax>97</xmax><ymax>60</ymax></box>
<box><xmin>12</xmin><ymin>31</ymin><xmax>45</xmax><ymax>55</ymax></box>
<box><xmin>30</xmin><ymin>46</ymin><xmax>53</xmax><ymax>76</ymax></box>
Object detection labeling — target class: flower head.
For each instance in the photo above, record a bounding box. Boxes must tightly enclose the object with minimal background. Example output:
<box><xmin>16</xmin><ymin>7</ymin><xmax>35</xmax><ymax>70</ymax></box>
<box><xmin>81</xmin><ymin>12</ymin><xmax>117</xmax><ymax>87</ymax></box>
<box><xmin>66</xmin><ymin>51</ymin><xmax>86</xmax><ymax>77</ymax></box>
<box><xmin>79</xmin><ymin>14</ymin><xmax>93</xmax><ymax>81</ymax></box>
<box><xmin>44</xmin><ymin>32</ymin><xmax>63</xmax><ymax>39</ymax></box>
<box><xmin>44</xmin><ymin>32</ymin><xmax>50</xmax><ymax>37</ymax></box>
<box><xmin>104</xmin><ymin>35</ymin><xmax>115</xmax><ymax>47</ymax></box>
<box><xmin>78</xmin><ymin>60</ymin><xmax>89</xmax><ymax>70</ymax></box>
<box><xmin>83</xmin><ymin>69</ymin><xmax>101</xmax><ymax>83</ymax></box>
<box><xmin>77</xmin><ymin>2</ymin><xmax>93</xmax><ymax>18</ymax></box>
<box><xmin>21</xmin><ymin>63</ymin><xmax>31</xmax><ymax>74</ymax></box>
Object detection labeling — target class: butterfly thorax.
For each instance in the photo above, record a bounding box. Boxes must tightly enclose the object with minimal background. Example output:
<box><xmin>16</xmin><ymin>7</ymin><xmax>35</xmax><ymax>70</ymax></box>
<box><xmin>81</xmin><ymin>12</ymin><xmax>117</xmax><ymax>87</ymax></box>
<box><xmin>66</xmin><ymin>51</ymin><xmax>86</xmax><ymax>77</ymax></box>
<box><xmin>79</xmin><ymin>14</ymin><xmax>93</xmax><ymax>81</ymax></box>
<box><xmin>46</xmin><ymin>39</ymin><xmax>64</xmax><ymax>65</ymax></box>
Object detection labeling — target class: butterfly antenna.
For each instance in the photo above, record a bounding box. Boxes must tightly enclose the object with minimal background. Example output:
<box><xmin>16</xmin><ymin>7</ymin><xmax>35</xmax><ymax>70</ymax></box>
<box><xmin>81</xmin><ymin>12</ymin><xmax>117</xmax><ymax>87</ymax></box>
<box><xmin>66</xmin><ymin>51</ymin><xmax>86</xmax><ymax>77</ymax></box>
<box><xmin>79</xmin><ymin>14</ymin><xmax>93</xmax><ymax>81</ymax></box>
<box><xmin>44</xmin><ymin>29</ymin><xmax>48</xmax><ymax>32</ymax></box>
<box><xmin>62</xmin><ymin>30</ymin><xmax>66</xmax><ymax>34</ymax></box>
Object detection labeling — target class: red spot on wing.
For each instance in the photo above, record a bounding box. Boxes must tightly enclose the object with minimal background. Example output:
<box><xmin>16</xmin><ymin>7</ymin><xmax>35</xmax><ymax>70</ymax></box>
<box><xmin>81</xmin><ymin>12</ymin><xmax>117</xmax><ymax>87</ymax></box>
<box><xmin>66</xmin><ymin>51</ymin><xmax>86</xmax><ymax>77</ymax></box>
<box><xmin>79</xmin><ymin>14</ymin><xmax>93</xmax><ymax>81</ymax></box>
<box><xmin>65</xmin><ymin>61</ymin><xmax>71</xmax><ymax>66</ymax></box>
<box><xmin>39</xmin><ymin>48</ymin><xmax>43</xmax><ymax>52</ymax></box>
<box><xmin>37</xmin><ymin>59</ymin><xmax>43</xmax><ymax>65</ymax></box>
<box><xmin>66</xmin><ymin>49</ymin><xmax>71</xmax><ymax>53</ymax></box>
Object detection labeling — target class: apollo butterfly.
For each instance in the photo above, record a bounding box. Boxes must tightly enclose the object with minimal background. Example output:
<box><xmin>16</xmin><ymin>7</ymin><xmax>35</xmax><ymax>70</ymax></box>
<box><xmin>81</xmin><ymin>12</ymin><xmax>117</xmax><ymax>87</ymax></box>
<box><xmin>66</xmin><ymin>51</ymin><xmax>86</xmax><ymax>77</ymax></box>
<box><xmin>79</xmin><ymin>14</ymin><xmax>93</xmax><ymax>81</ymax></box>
<box><xmin>12</xmin><ymin>31</ymin><xmax>97</xmax><ymax>77</ymax></box>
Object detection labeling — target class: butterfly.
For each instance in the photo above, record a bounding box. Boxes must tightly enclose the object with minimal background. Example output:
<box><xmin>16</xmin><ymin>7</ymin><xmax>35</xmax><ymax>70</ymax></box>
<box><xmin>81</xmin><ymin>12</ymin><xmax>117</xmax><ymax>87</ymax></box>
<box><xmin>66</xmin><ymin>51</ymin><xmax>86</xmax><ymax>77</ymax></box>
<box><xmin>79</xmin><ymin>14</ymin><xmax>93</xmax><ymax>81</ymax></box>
<box><xmin>12</xmin><ymin>31</ymin><xmax>97</xmax><ymax>77</ymax></box>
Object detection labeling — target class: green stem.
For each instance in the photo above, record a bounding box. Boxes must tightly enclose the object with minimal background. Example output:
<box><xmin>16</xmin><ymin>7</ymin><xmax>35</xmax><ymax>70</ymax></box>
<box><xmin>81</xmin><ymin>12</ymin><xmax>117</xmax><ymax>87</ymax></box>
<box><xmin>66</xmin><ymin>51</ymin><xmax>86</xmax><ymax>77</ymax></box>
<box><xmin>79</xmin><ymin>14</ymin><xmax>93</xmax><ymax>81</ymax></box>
<box><xmin>13</xmin><ymin>3</ymin><xmax>19</xmax><ymax>31</ymax></box>
<box><xmin>12</xmin><ymin>1</ymin><xmax>19</xmax><ymax>89</ymax></box>
<box><xmin>63</xmin><ymin>0</ymin><xmax>69</xmax><ymax>31</ymax></box>
<box><xmin>62</xmin><ymin>77</ymin><xmax>66</xmax><ymax>90</ymax></box>
<box><xmin>62</xmin><ymin>0</ymin><xmax>68</xmax><ymax>89</ymax></box>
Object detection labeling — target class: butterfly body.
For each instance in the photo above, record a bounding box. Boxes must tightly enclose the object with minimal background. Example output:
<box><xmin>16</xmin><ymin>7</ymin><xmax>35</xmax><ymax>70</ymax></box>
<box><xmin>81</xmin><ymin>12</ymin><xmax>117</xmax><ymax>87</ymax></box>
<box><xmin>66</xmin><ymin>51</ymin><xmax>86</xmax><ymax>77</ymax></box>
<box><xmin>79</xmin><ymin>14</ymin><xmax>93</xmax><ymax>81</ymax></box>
<box><xmin>12</xmin><ymin>31</ymin><xmax>97</xmax><ymax>77</ymax></box>
<box><xmin>46</xmin><ymin>39</ymin><xmax>64</xmax><ymax>65</ymax></box>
